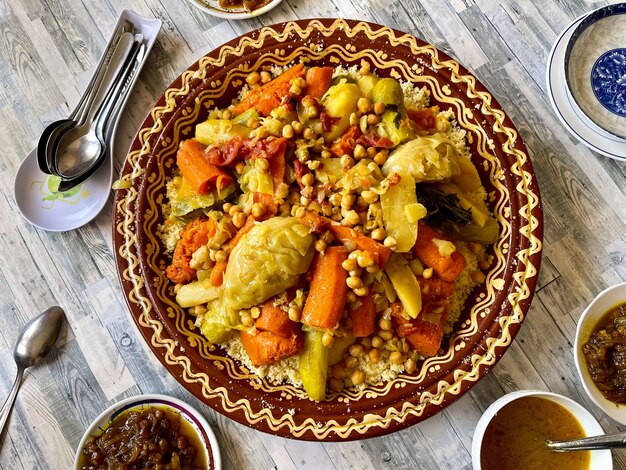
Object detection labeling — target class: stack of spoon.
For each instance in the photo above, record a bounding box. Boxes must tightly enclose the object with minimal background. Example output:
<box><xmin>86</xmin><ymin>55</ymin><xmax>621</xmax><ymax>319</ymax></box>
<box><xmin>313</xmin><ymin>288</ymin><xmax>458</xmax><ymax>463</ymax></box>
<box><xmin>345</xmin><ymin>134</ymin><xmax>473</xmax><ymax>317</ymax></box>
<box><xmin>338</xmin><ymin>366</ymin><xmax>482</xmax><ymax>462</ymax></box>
<box><xmin>37</xmin><ymin>21</ymin><xmax>146</xmax><ymax>192</ymax></box>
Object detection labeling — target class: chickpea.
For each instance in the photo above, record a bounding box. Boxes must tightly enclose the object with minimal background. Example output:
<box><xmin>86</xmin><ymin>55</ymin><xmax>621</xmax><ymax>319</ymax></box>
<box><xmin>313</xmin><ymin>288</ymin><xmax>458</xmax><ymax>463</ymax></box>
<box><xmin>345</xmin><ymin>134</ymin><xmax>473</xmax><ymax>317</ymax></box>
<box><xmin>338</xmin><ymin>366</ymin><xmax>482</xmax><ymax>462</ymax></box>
<box><xmin>246</xmin><ymin>71</ymin><xmax>261</xmax><ymax>85</ymax></box>
<box><xmin>374</xmin><ymin>101</ymin><xmax>386</xmax><ymax>115</ymax></box>
<box><xmin>307</xmin><ymin>159</ymin><xmax>321</xmax><ymax>170</ymax></box>
<box><xmin>351</xmin><ymin>370</ymin><xmax>366</xmax><ymax>386</ymax></box>
<box><xmin>188</xmin><ymin>305</ymin><xmax>207</xmax><ymax>316</ymax></box>
<box><xmin>342</xmin><ymin>258</ymin><xmax>358</xmax><ymax>272</ymax></box>
<box><xmin>329</xmin><ymin>193</ymin><xmax>342</xmax><ymax>207</ymax></box>
<box><xmin>246</xmin><ymin>117</ymin><xmax>260</xmax><ymax>129</ymax></box>
<box><xmin>232</xmin><ymin>212</ymin><xmax>247</xmax><ymax>228</ymax></box>
<box><xmin>240</xmin><ymin>310</ymin><xmax>254</xmax><ymax>327</ymax></box>
<box><xmin>354</xmin><ymin>286</ymin><xmax>369</xmax><ymax>297</ymax></box>
<box><xmin>344</xmin><ymin>210</ymin><xmax>360</xmax><ymax>226</ymax></box>
<box><xmin>221</xmin><ymin>109</ymin><xmax>232</xmax><ymax>120</ymax></box>
<box><xmin>379</xmin><ymin>318</ymin><xmax>392</xmax><ymax>332</ymax></box>
<box><xmin>353</xmin><ymin>144</ymin><xmax>367</xmax><ymax>160</ymax></box>
<box><xmin>357</xmin><ymin>253</ymin><xmax>375</xmax><ymax>268</ymax></box>
<box><xmin>345</xmin><ymin>356</ymin><xmax>358</xmax><ymax>369</ymax></box>
<box><xmin>214</xmin><ymin>250</ymin><xmax>228</xmax><ymax>263</ymax></box>
<box><xmin>322</xmin><ymin>332</ymin><xmax>335</xmax><ymax>348</ymax></box>
<box><xmin>422</xmin><ymin>267</ymin><xmax>434</xmax><ymax>280</ymax></box>
<box><xmin>471</xmin><ymin>270</ymin><xmax>486</xmax><ymax>284</ymax></box>
<box><xmin>349</xmin><ymin>344</ymin><xmax>365</xmax><ymax>357</ymax></box>
<box><xmin>346</xmin><ymin>291</ymin><xmax>358</xmax><ymax>304</ymax></box>
<box><xmin>357</xmin><ymin>97</ymin><xmax>371</xmax><ymax>114</ymax></box>
<box><xmin>303</xmin><ymin>127</ymin><xmax>315</xmax><ymax>140</ymax></box>
<box><xmin>371</xmin><ymin>335</ymin><xmax>383</xmax><ymax>349</ymax></box>
<box><xmin>479</xmin><ymin>260</ymin><xmax>491</xmax><ymax>271</ymax></box>
<box><xmin>315</xmin><ymin>239</ymin><xmax>327</xmax><ymax>252</ymax></box>
<box><xmin>368</xmin><ymin>348</ymin><xmax>381</xmax><ymax>363</ymax></box>
<box><xmin>389</xmin><ymin>351</ymin><xmax>404</xmax><ymax>364</ymax></box>
<box><xmin>340</xmin><ymin>154</ymin><xmax>355</xmax><ymax>169</ymax></box>
<box><xmin>321</xmin><ymin>149</ymin><xmax>332</xmax><ymax>159</ymax></box>
<box><xmin>349</xmin><ymin>111</ymin><xmax>360</xmax><ymax>126</ymax></box>
<box><xmin>374</xmin><ymin>151</ymin><xmax>387</xmax><ymax>165</ymax></box>
<box><xmin>251</xmin><ymin>203</ymin><xmax>266</xmax><ymax>219</ymax></box>
<box><xmin>301</xmin><ymin>173</ymin><xmax>315</xmax><ymax>187</ymax></box>
<box><xmin>371</xmin><ymin>228</ymin><xmax>387</xmax><ymax>241</ymax></box>
<box><xmin>404</xmin><ymin>357</ymin><xmax>417</xmax><ymax>374</ymax></box>
<box><xmin>367</xmin><ymin>114</ymin><xmax>380</xmax><ymax>125</ymax></box>
<box><xmin>260</xmin><ymin>71</ymin><xmax>272</xmax><ymax>83</ymax></box>
<box><xmin>341</xmin><ymin>194</ymin><xmax>355</xmax><ymax>210</ymax></box>
<box><xmin>347</xmin><ymin>276</ymin><xmax>363</xmax><ymax>289</ymax></box>
<box><xmin>250</xmin><ymin>307</ymin><xmax>261</xmax><ymax>319</ymax></box>
<box><xmin>379</xmin><ymin>330</ymin><xmax>394</xmax><ymax>341</ymax></box>
<box><xmin>321</xmin><ymin>230</ymin><xmax>334</xmax><ymax>244</ymax></box>
<box><xmin>383</xmin><ymin>236</ymin><xmax>397</xmax><ymax>248</ymax></box>
<box><xmin>349</xmin><ymin>267</ymin><xmax>363</xmax><ymax>277</ymax></box>
<box><xmin>294</xmin><ymin>206</ymin><xmax>306</xmax><ymax>218</ymax></box>
<box><xmin>282</xmin><ymin>124</ymin><xmax>294</xmax><ymax>139</ymax></box>
<box><xmin>361</xmin><ymin>190</ymin><xmax>378</xmax><ymax>204</ymax></box>
<box><xmin>288</xmin><ymin>307</ymin><xmax>301</xmax><ymax>322</ymax></box>
<box><xmin>300</xmin><ymin>195</ymin><xmax>310</xmax><ymax>207</ymax></box>
<box><xmin>367</xmin><ymin>146</ymin><xmax>377</xmax><ymax>158</ymax></box>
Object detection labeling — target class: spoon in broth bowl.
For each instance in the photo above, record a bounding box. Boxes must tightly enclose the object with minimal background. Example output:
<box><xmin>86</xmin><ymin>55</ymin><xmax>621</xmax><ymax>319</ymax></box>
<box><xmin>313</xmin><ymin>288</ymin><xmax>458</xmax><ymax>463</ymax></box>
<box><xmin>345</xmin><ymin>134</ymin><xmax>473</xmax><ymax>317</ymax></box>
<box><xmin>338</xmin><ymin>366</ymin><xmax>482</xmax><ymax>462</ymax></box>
<box><xmin>0</xmin><ymin>307</ymin><xmax>65</xmax><ymax>440</ymax></box>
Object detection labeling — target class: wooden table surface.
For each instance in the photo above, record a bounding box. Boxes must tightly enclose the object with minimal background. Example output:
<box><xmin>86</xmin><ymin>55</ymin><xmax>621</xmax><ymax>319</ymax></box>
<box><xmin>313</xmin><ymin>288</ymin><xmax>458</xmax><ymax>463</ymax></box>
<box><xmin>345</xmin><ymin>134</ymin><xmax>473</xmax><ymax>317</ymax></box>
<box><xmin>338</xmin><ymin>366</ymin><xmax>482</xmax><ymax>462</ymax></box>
<box><xmin>2</xmin><ymin>0</ymin><xmax>626</xmax><ymax>468</ymax></box>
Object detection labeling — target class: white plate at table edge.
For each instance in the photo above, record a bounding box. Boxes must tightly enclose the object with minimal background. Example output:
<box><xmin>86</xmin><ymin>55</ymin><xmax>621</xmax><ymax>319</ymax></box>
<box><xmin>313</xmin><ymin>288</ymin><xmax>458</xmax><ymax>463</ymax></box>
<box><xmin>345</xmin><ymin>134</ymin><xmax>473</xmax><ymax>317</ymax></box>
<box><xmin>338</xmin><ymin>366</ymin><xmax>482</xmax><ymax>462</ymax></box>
<box><xmin>13</xmin><ymin>10</ymin><xmax>162</xmax><ymax>232</ymax></box>
<box><xmin>546</xmin><ymin>12</ymin><xmax>626</xmax><ymax>162</ymax></box>
<box><xmin>184</xmin><ymin>0</ymin><xmax>283</xmax><ymax>19</ymax></box>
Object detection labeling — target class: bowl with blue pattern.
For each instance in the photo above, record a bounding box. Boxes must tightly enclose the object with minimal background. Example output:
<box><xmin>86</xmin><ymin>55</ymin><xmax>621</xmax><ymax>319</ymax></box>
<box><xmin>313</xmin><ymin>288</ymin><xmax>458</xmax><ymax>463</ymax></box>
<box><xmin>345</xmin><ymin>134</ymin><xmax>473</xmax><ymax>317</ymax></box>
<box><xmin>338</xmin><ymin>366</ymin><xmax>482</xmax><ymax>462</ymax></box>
<box><xmin>564</xmin><ymin>3</ymin><xmax>626</xmax><ymax>139</ymax></box>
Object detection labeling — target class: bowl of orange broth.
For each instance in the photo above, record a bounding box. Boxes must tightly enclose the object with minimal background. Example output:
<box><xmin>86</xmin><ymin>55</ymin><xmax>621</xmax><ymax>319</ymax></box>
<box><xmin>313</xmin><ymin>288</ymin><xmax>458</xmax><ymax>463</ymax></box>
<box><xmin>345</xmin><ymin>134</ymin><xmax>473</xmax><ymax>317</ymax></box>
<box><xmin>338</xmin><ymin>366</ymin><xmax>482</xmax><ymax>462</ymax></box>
<box><xmin>471</xmin><ymin>390</ymin><xmax>612</xmax><ymax>470</ymax></box>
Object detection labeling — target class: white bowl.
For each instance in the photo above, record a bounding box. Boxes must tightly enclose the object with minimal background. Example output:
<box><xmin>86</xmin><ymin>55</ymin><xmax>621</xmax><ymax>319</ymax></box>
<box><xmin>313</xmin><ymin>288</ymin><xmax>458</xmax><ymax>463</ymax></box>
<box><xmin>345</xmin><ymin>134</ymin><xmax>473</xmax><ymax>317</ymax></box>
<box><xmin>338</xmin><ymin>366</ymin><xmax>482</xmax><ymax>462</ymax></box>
<box><xmin>471</xmin><ymin>390</ymin><xmax>612</xmax><ymax>470</ymax></box>
<box><xmin>575</xmin><ymin>281</ymin><xmax>626</xmax><ymax>425</ymax></box>
<box><xmin>73</xmin><ymin>394</ymin><xmax>221</xmax><ymax>469</ymax></box>
<box><xmin>184</xmin><ymin>0</ymin><xmax>283</xmax><ymax>19</ymax></box>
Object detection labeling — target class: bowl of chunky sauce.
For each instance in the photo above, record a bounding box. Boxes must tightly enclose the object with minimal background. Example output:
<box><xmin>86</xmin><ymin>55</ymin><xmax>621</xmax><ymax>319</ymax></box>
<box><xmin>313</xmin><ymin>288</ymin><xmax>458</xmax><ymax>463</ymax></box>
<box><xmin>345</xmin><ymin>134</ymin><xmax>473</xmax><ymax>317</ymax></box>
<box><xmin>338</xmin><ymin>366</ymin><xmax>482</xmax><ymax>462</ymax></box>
<box><xmin>74</xmin><ymin>394</ymin><xmax>221</xmax><ymax>469</ymax></box>
<box><xmin>472</xmin><ymin>390</ymin><xmax>611</xmax><ymax>470</ymax></box>
<box><xmin>576</xmin><ymin>281</ymin><xmax>626</xmax><ymax>424</ymax></box>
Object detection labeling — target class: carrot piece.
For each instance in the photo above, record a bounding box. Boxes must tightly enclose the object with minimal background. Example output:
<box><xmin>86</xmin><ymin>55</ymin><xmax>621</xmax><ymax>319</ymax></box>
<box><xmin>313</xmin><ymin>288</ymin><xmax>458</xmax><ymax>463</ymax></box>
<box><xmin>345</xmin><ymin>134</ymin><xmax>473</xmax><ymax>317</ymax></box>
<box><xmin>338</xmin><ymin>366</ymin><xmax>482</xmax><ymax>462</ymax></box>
<box><xmin>305</xmin><ymin>66</ymin><xmax>333</xmax><ymax>99</ymax></box>
<box><xmin>390</xmin><ymin>301</ymin><xmax>449</xmax><ymax>357</ymax></box>
<box><xmin>255</xmin><ymin>299</ymin><xmax>299</xmax><ymax>338</ymax></box>
<box><xmin>330</xmin><ymin>224</ymin><xmax>391</xmax><ymax>267</ymax></box>
<box><xmin>301</xmin><ymin>247</ymin><xmax>349</xmax><ymax>329</ymax></box>
<box><xmin>297</xmin><ymin>212</ymin><xmax>391</xmax><ymax>267</ymax></box>
<box><xmin>250</xmin><ymin>192</ymin><xmax>278</xmax><ymax>220</ymax></box>
<box><xmin>418</xmin><ymin>277</ymin><xmax>455</xmax><ymax>299</ymax></box>
<box><xmin>166</xmin><ymin>219</ymin><xmax>217</xmax><ymax>284</ymax></box>
<box><xmin>350</xmin><ymin>293</ymin><xmax>376</xmax><ymax>337</ymax></box>
<box><xmin>330</xmin><ymin>125</ymin><xmax>362</xmax><ymax>158</ymax></box>
<box><xmin>231</xmin><ymin>63</ymin><xmax>305</xmax><ymax>117</ymax></box>
<box><xmin>298</xmin><ymin>211</ymin><xmax>331</xmax><ymax>234</ymax></box>
<box><xmin>177</xmin><ymin>139</ymin><xmax>233</xmax><ymax>194</ymax></box>
<box><xmin>227</xmin><ymin>216</ymin><xmax>256</xmax><ymax>249</ymax></box>
<box><xmin>240</xmin><ymin>330</ymin><xmax>302</xmax><ymax>366</ymax></box>
<box><xmin>209</xmin><ymin>260</ymin><xmax>227</xmax><ymax>287</ymax></box>
<box><xmin>412</xmin><ymin>222</ymin><xmax>466</xmax><ymax>282</ymax></box>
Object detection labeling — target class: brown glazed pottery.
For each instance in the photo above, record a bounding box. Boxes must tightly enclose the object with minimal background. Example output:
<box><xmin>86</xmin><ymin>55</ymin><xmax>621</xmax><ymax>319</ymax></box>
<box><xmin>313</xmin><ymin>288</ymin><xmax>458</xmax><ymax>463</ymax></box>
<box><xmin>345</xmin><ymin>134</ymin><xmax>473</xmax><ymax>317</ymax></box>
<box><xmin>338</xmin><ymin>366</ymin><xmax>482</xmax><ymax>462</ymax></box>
<box><xmin>113</xmin><ymin>18</ymin><xmax>543</xmax><ymax>441</ymax></box>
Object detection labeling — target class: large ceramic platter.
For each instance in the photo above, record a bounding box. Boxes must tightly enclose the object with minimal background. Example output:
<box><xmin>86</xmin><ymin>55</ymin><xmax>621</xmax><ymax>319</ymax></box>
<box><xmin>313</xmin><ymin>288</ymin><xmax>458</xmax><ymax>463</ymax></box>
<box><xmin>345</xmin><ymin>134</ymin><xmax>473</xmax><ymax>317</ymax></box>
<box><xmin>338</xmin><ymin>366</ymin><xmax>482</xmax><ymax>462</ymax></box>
<box><xmin>113</xmin><ymin>19</ymin><xmax>543</xmax><ymax>441</ymax></box>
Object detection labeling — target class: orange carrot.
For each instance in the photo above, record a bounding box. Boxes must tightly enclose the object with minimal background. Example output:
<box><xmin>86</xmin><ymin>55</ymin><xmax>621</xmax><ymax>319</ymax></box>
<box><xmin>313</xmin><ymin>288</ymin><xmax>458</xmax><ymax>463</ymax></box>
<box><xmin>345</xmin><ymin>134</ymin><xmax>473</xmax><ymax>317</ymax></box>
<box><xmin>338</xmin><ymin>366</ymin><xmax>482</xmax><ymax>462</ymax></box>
<box><xmin>177</xmin><ymin>139</ymin><xmax>233</xmax><ymax>194</ymax></box>
<box><xmin>240</xmin><ymin>330</ymin><xmax>302</xmax><ymax>366</ymax></box>
<box><xmin>390</xmin><ymin>301</ymin><xmax>448</xmax><ymax>357</ymax></box>
<box><xmin>231</xmin><ymin>64</ymin><xmax>305</xmax><ymax>117</ymax></box>
<box><xmin>227</xmin><ymin>217</ymin><xmax>256</xmax><ymax>249</ymax></box>
<box><xmin>297</xmin><ymin>212</ymin><xmax>391</xmax><ymax>267</ymax></box>
<box><xmin>250</xmin><ymin>192</ymin><xmax>278</xmax><ymax>220</ymax></box>
<box><xmin>255</xmin><ymin>300</ymin><xmax>299</xmax><ymax>338</ymax></box>
<box><xmin>412</xmin><ymin>222</ymin><xmax>466</xmax><ymax>282</ymax></box>
<box><xmin>418</xmin><ymin>277</ymin><xmax>455</xmax><ymax>299</ymax></box>
<box><xmin>330</xmin><ymin>125</ymin><xmax>362</xmax><ymax>157</ymax></box>
<box><xmin>301</xmin><ymin>247</ymin><xmax>349</xmax><ymax>329</ymax></box>
<box><xmin>166</xmin><ymin>218</ymin><xmax>217</xmax><ymax>284</ymax></box>
<box><xmin>209</xmin><ymin>260</ymin><xmax>227</xmax><ymax>287</ymax></box>
<box><xmin>305</xmin><ymin>66</ymin><xmax>333</xmax><ymax>99</ymax></box>
<box><xmin>350</xmin><ymin>293</ymin><xmax>376</xmax><ymax>337</ymax></box>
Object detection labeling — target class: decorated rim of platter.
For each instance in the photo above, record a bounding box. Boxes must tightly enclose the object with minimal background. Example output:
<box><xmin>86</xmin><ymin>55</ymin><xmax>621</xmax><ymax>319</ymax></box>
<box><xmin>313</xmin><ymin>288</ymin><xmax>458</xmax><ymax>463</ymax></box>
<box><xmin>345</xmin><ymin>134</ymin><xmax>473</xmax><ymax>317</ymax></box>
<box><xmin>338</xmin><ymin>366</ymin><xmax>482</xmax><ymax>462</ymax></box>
<box><xmin>113</xmin><ymin>18</ymin><xmax>543</xmax><ymax>440</ymax></box>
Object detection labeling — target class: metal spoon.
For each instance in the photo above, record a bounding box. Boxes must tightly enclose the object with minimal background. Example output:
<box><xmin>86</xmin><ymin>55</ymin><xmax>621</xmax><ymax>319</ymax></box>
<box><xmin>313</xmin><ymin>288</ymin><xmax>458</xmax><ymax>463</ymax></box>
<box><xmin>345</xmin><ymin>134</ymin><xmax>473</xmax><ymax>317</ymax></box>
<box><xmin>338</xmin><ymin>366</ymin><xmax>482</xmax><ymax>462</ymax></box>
<box><xmin>547</xmin><ymin>431</ymin><xmax>626</xmax><ymax>451</ymax></box>
<box><xmin>54</xmin><ymin>32</ymin><xmax>136</xmax><ymax>179</ymax></box>
<box><xmin>0</xmin><ymin>306</ymin><xmax>65</xmax><ymax>437</ymax></box>
<box><xmin>36</xmin><ymin>20</ymin><xmax>134</xmax><ymax>176</ymax></box>
<box><xmin>56</xmin><ymin>40</ymin><xmax>145</xmax><ymax>193</ymax></box>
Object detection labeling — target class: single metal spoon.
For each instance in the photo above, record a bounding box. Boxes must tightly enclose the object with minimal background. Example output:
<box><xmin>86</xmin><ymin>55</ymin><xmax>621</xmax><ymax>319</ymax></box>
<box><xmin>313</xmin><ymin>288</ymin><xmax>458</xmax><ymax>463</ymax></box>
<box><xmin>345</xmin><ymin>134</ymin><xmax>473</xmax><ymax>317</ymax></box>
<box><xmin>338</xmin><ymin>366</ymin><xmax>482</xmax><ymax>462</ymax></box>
<box><xmin>0</xmin><ymin>306</ymin><xmax>65</xmax><ymax>437</ymax></box>
<box><xmin>547</xmin><ymin>431</ymin><xmax>626</xmax><ymax>451</ymax></box>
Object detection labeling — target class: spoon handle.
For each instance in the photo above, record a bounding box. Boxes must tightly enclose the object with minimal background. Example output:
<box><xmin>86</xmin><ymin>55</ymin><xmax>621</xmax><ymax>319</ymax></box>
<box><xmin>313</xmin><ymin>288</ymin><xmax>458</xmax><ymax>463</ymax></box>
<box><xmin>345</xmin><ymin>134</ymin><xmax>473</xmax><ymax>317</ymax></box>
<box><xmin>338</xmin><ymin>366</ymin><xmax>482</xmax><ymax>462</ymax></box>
<box><xmin>547</xmin><ymin>432</ymin><xmax>626</xmax><ymax>451</ymax></box>
<box><xmin>0</xmin><ymin>366</ymin><xmax>25</xmax><ymax>437</ymax></box>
